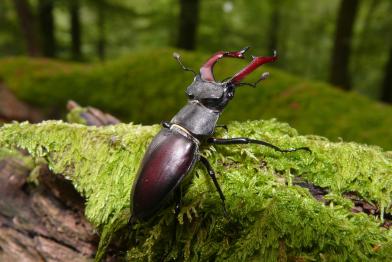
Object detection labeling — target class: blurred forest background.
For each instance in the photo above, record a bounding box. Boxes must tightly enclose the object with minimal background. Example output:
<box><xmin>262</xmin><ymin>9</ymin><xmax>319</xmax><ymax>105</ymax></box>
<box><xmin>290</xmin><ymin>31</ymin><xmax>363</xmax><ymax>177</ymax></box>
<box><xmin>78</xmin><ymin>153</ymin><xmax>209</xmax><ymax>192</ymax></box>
<box><xmin>2</xmin><ymin>1</ymin><xmax>392</xmax><ymax>260</ymax></box>
<box><xmin>0</xmin><ymin>0</ymin><xmax>392</xmax><ymax>148</ymax></box>
<box><xmin>1</xmin><ymin>0</ymin><xmax>391</xmax><ymax>100</ymax></box>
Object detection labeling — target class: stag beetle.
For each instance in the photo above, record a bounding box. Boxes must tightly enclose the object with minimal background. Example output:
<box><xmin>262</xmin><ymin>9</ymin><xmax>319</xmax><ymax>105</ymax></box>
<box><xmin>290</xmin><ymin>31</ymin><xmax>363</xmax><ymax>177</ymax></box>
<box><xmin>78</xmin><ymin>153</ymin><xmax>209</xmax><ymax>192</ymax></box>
<box><xmin>130</xmin><ymin>47</ymin><xmax>310</xmax><ymax>222</ymax></box>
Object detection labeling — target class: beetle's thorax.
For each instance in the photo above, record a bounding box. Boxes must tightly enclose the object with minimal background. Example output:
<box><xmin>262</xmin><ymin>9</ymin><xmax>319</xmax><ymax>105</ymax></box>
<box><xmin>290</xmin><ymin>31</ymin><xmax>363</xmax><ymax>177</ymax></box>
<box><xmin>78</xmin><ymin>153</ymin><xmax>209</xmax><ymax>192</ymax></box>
<box><xmin>185</xmin><ymin>76</ymin><xmax>235</xmax><ymax>111</ymax></box>
<box><xmin>170</xmin><ymin>76</ymin><xmax>234</xmax><ymax>138</ymax></box>
<box><xmin>170</xmin><ymin>100</ymin><xmax>220</xmax><ymax>138</ymax></box>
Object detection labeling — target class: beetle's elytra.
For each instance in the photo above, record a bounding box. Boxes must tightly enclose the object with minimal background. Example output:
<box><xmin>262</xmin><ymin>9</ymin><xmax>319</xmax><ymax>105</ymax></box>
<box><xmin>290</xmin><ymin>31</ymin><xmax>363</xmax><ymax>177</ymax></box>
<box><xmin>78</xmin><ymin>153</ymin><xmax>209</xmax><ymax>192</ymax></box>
<box><xmin>130</xmin><ymin>47</ymin><xmax>310</xmax><ymax>222</ymax></box>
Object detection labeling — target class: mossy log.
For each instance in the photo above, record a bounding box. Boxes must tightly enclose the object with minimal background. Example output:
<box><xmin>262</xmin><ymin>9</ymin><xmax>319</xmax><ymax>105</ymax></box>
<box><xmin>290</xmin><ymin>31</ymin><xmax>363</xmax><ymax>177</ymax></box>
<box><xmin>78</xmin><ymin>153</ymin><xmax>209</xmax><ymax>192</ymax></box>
<box><xmin>0</xmin><ymin>117</ymin><xmax>391</xmax><ymax>261</ymax></box>
<box><xmin>0</xmin><ymin>105</ymin><xmax>120</xmax><ymax>261</ymax></box>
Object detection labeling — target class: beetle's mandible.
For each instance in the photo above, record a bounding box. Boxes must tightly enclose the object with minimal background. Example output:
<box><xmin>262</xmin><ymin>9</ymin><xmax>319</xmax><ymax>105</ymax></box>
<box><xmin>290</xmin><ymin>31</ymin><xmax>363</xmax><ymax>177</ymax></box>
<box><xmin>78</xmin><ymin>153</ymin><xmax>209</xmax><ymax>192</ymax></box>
<box><xmin>130</xmin><ymin>47</ymin><xmax>310</xmax><ymax>222</ymax></box>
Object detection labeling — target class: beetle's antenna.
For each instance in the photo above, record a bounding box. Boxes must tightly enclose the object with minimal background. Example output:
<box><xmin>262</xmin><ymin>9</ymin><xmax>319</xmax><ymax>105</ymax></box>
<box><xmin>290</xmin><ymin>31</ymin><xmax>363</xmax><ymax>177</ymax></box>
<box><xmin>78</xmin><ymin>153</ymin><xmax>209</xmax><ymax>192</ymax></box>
<box><xmin>236</xmin><ymin>72</ymin><xmax>270</xmax><ymax>88</ymax></box>
<box><xmin>173</xmin><ymin>52</ymin><xmax>197</xmax><ymax>76</ymax></box>
<box><xmin>229</xmin><ymin>50</ymin><xmax>277</xmax><ymax>86</ymax></box>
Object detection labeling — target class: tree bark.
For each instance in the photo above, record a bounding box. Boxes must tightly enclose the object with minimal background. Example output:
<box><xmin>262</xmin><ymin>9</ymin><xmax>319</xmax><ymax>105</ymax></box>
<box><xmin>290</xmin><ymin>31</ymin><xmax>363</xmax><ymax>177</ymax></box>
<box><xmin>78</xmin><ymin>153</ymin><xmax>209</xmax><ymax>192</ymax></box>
<box><xmin>96</xmin><ymin>0</ymin><xmax>106</xmax><ymax>61</ymax></box>
<box><xmin>381</xmin><ymin>44</ymin><xmax>392</xmax><ymax>103</ymax></box>
<box><xmin>70</xmin><ymin>0</ymin><xmax>82</xmax><ymax>61</ymax></box>
<box><xmin>267</xmin><ymin>0</ymin><xmax>281</xmax><ymax>53</ymax></box>
<box><xmin>38</xmin><ymin>0</ymin><xmax>56</xmax><ymax>57</ymax></box>
<box><xmin>329</xmin><ymin>0</ymin><xmax>360</xmax><ymax>90</ymax></box>
<box><xmin>13</xmin><ymin>0</ymin><xmax>41</xmax><ymax>56</ymax></box>
<box><xmin>176</xmin><ymin>0</ymin><xmax>200</xmax><ymax>50</ymax></box>
<box><xmin>0</xmin><ymin>158</ymin><xmax>98</xmax><ymax>262</ymax></box>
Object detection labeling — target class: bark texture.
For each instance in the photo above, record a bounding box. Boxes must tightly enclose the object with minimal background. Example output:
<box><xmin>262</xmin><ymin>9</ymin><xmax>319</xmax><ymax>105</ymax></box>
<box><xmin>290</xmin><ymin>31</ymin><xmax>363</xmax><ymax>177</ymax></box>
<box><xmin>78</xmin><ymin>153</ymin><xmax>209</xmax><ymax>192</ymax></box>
<box><xmin>96</xmin><ymin>0</ymin><xmax>106</xmax><ymax>60</ymax></box>
<box><xmin>13</xmin><ymin>0</ymin><xmax>41</xmax><ymax>56</ymax></box>
<box><xmin>268</xmin><ymin>0</ymin><xmax>281</xmax><ymax>52</ymax></box>
<box><xmin>0</xmin><ymin>158</ymin><xmax>98</xmax><ymax>261</ymax></box>
<box><xmin>177</xmin><ymin>0</ymin><xmax>200</xmax><ymax>50</ymax></box>
<box><xmin>70</xmin><ymin>0</ymin><xmax>82</xmax><ymax>61</ymax></box>
<box><xmin>38</xmin><ymin>0</ymin><xmax>56</xmax><ymax>57</ymax></box>
<box><xmin>381</xmin><ymin>44</ymin><xmax>392</xmax><ymax>103</ymax></box>
<box><xmin>329</xmin><ymin>0</ymin><xmax>360</xmax><ymax>90</ymax></box>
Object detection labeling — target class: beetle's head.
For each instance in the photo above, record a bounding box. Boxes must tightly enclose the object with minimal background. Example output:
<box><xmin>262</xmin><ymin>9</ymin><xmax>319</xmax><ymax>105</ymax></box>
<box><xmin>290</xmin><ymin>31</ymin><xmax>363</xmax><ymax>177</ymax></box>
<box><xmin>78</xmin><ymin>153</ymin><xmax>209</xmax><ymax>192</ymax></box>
<box><xmin>174</xmin><ymin>47</ymin><xmax>277</xmax><ymax>111</ymax></box>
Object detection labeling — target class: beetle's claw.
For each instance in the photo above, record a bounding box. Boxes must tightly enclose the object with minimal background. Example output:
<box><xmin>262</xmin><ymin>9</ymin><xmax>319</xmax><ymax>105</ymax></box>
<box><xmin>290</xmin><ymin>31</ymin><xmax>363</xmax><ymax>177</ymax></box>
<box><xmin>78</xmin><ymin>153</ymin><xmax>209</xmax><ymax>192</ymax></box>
<box><xmin>283</xmin><ymin>147</ymin><xmax>312</xmax><ymax>153</ymax></box>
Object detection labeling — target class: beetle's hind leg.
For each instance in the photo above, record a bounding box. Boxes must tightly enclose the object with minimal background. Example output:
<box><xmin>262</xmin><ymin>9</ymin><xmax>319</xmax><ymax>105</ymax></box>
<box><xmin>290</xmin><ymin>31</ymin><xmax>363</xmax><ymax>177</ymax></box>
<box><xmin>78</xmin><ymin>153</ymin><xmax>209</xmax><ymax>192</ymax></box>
<box><xmin>172</xmin><ymin>187</ymin><xmax>182</xmax><ymax>243</ymax></box>
<box><xmin>200</xmin><ymin>156</ymin><xmax>227</xmax><ymax>215</ymax></box>
<box><xmin>207</xmin><ymin>137</ymin><xmax>311</xmax><ymax>153</ymax></box>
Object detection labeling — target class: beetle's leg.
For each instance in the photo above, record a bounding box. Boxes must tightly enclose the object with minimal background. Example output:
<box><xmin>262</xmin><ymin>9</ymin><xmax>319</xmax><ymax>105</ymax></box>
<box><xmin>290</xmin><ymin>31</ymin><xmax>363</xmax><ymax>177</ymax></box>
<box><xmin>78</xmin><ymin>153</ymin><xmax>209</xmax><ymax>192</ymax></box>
<box><xmin>199</xmin><ymin>156</ymin><xmax>227</xmax><ymax>215</ymax></box>
<box><xmin>174</xmin><ymin>187</ymin><xmax>182</xmax><ymax>219</ymax></box>
<box><xmin>215</xmin><ymin>124</ymin><xmax>228</xmax><ymax>132</ymax></box>
<box><xmin>172</xmin><ymin>187</ymin><xmax>182</xmax><ymax>243</ymax></box>
<box><xmin>208</xmin><ymin>137</ymin><xmax>311</xmax><ymax>153</ymax></box>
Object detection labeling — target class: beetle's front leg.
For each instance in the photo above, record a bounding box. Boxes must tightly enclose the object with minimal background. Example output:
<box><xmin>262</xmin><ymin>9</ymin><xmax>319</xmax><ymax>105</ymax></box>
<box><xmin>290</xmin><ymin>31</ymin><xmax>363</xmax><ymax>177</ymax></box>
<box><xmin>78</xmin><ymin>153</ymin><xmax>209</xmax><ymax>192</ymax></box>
<box><xmin>207</xmin><ymin>137</ymin><xmax>311</xmax><ymax>153</ymax></box>
<box><xmin>200</xmin><ymin>156</ymin><xmax>227</xmax><ymax>215</ymax></box>
<box><xmin>215</xmin><ymin>124</ymin><xmax>228</xmax><ymax>132</ymax></box>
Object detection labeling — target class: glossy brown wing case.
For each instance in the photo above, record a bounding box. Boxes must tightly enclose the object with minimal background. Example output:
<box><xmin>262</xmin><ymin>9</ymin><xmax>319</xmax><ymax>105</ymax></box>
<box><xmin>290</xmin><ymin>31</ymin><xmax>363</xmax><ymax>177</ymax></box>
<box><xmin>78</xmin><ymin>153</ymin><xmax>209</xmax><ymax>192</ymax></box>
<box><xmin>131</xmin><ymin>128</ymin><xmax>198</xmax><ymax>220</ymax></box>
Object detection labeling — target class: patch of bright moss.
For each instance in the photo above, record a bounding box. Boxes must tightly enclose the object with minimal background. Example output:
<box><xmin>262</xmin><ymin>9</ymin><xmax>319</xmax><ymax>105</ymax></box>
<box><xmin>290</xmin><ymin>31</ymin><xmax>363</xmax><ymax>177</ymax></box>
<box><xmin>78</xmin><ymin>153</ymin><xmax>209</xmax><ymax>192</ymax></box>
<box><xmin>0</xmin><ymin>119</ymin><xmax>391</xmax><ymax>261</ymax></box>
<box><xmin>0</xmin><ymin>49</ymin><xmax>391</xmax><ymax>149</ymax></box>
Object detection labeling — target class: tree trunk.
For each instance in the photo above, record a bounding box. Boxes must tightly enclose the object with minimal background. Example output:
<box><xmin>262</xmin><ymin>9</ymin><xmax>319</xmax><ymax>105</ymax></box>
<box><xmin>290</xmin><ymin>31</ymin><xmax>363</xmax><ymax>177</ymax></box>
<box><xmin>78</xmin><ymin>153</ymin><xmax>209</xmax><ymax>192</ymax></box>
<box><xmin>329</xmin><ymin>0</ymin><xmax>360</xmax><ymax>90</ymax></box>
<box><xmin>267</xmin><ymin>0</ymin><xmax>281</xmax><ymax>53</ymax></box>
<box><xmin>70</xmin><ymin>0</ymin><xmax>82</xmax><ymax>61</ymax></box>
<box><xmin>381</xmin><ymin>44</ymin><xmax>392</xmax><ymax>103</ymax></box>
<box><xmin>96</xmin><ymin>0</ymin><xmax>106</xmax><ymax>61</ymax></box>
<box><xmin>13</xmin><ymin>0</ymin><xmax>41</xmax><ymax>56</ymax></box>
<box><xmin>176</xmin><ymin>0</ymin><xmax>200</xmax><ymax>50</ymax></box>
<box><xmin>38</xmin><ymin>0</ymin><xmax>56</xmax><ymax>57</ymax></box>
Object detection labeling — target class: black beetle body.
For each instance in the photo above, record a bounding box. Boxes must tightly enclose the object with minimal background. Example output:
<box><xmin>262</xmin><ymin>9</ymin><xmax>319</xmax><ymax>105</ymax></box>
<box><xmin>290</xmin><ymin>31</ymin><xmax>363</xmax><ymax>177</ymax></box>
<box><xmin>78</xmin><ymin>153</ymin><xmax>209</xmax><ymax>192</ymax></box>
<box><xmin>131</xmin><ymin>48</ymin><xmax>309</xmax><ymax>221</ymax></box>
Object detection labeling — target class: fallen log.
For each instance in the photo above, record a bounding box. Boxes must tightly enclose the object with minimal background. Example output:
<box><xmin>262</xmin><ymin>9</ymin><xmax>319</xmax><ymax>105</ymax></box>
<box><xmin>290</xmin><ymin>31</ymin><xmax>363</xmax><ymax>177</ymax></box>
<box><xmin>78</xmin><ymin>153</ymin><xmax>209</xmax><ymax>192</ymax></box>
<box><xmin>0</xmin><ymin>103</ymin><xmax>391</xmax><ymax>261</ymax></box>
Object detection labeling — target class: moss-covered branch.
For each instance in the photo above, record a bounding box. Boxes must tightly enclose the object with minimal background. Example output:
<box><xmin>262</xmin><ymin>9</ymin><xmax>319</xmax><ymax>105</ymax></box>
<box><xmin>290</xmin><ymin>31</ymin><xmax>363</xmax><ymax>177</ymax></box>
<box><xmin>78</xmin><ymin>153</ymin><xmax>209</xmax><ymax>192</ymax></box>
<box><xmin>0</xmin><ymin>119</ymin><xmax>391</xmax><ymax>261</ymax></box>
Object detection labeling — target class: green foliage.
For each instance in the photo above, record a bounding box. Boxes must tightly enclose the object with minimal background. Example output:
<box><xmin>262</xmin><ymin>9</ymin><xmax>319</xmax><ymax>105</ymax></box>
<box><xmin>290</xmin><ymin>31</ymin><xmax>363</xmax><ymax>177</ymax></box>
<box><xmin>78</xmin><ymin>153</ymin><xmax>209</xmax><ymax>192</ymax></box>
<box><xmin>1</xmin><ymin>49</ymin><xmax>392</xmax><ymax>149</ymax></box>
<box><xmin>0</xmin><ymin>119</ymin><xmax>391</xmax><ymax>261</ymax></box>
<box><xmin>3</xmin><ymin>0</ymin><xmax>391</xmax><ymax>97</ymax></box>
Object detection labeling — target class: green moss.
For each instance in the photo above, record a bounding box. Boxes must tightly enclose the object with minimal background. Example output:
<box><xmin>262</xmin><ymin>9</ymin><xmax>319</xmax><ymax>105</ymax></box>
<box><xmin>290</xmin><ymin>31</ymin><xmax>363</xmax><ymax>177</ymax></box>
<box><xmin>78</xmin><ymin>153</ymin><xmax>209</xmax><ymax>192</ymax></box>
<box><xmin>0</xmin><ymin>49</ymin><xmax>392</xmax><ymax>149</ymax></box>
<box><xmin>0</xmin><ymin>119</ymin><xmax>391</xmax><ymax>261</ymax></box>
